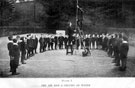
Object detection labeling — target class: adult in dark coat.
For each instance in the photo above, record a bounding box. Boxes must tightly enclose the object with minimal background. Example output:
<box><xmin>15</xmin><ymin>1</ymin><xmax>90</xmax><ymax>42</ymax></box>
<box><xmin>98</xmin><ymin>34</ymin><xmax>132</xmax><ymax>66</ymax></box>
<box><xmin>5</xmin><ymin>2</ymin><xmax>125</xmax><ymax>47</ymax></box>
<box><xmin>66</xmin><ymin>23</ymin><xmax>74</xmax><ymax>54</ymax></box>
<box><xmin>66</xmin><ymin>26</ymin><xmax>74</xmax><ymax>39</ymax></box>
<box><xmin>66</xmin><ymin>25</ymin><xmax>74</xmax><ymax>46</ymax></box>
<box><xmin>12</xmin><ymin>39</ymin><xmax>20</xmax><ymax>75</ymax></box>
<box><xmin>7</xmin><ymin>36</ymin><xmax>14</xmax><ymax>72</ymax></box>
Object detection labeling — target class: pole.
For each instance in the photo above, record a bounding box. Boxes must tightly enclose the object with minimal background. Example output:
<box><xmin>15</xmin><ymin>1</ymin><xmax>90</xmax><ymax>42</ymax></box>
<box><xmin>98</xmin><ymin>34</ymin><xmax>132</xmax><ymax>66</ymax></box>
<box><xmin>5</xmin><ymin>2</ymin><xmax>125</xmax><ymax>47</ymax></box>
<box><xmin>75</xmin><ymin>0</ymin><xmax>85</xmax><ymax>50</ymax></box>
<box><xmin>74</xmin><ymin>0</ymin><xmax>78</xmax><ymax>51</ymax></box>
<box><xmin>75</xmin><ymin>0</ymin><xmax>78</xmax><ymax>32</ymax></box>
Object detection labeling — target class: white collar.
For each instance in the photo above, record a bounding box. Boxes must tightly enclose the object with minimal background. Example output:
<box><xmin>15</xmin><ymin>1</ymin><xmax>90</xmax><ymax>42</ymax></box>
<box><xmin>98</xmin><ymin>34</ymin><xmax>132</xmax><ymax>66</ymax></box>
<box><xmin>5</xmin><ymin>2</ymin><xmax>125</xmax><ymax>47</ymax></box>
<box><xmin>123</xmin><ymin>41</ymin><xmax>128</xmax><ymax>43</ymax></box>
<box><xmin>13</xmin><ymin>43</ymin><xmax>18</xmax><ymax>45</ymax></box>
<box><xmin>17</xmin><ymin>39</ymin><xmax>22</xmax><ymax>42</ymax></box>
<box><xmin>9</xmin><ymin>40</ymin><xmax>13</xmax><ymax>43</ymax></box>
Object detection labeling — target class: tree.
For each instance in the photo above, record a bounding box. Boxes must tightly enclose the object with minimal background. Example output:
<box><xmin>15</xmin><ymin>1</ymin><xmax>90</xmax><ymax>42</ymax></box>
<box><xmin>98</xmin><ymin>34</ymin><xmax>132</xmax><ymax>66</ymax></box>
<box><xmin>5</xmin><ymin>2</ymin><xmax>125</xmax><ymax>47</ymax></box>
<box><xmin>0</xmin><ymin>0</ymin><xmax>15</xmax><ymax>26</ymax></box>
<box><xmin>36</xmin><ymin>0</ymin><xmax>76</xmax><ymax>33</ymax></box>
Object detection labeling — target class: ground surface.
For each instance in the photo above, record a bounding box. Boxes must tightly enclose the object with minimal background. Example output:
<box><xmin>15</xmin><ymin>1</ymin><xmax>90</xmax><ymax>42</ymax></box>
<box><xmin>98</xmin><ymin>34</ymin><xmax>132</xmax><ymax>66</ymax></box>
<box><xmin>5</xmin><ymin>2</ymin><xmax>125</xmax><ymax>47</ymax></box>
<box><xmin>0</xmin><ymin>34</ymin><xmax>135</xmax><ymax>78</ymax></box>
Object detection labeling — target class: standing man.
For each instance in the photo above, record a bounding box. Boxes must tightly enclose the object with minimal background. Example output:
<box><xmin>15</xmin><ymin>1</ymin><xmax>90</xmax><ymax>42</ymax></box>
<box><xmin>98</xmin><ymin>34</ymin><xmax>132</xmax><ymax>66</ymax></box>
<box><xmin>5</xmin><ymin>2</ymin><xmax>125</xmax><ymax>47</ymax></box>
<box><xmin>66</xmin><ymin>22</ymin><xmax>74</xmax><ymax>54</ymax></box>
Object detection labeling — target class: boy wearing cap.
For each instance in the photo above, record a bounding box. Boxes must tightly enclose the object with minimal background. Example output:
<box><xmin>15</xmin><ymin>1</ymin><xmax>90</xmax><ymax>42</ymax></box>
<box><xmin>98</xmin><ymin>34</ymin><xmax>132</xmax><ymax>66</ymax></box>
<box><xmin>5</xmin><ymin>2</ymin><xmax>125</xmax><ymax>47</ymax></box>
<box><xmin>7</xmin><ymin>36</ymin><xmax>14</xmax><ymax>72</ymax></box>
<box><xmin>12</xmin><ymin>39</ymin><xmax>20</xmax><ymax>75</ymax></box>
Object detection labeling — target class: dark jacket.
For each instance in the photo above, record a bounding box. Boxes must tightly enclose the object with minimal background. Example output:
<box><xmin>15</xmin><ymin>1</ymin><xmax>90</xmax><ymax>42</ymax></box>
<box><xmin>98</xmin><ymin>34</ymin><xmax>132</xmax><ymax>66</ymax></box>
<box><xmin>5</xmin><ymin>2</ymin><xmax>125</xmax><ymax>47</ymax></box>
<box><xmin>91</xmin><ymin>37</ymin><xmax>96</xmax><ymax>43</ymax></box>
<box><xmin>12</xmin><ymin>43</ymin><xmax>20</xmax><ymax>66</ymax></box>
<box><xmin>33</xmin><ymin>38</ymin><xmax>38</xmax><ymax>48</ymax></box>
<box><xmin>20</xmin><ymin>41</ymin><xmax>26</xmax><ymax>54</ymax></box>
<box><xmin>54</xmin><ymin>37</ymin><xmax>58</xmax><ymax>44</ymax></box>
<box><xmin>85</xmin><ymin>38</ymin><xmax>89</xmax><ymax>47</ymax></box>
<box><xmin>7</xmin><ymin>41</ymin><xmax>14</xmax><ymax>56</ymax></box>
<box><xmin>27</xmin><ymin>38</ymin><xmax>34</xmax><ymax>48</ymax></box>
<box><xmin>120</xmin><ymin>42</ymin><xmax>129</xmax><ymax>58</ymax></box>
<box><xmin>39</xmin><ymin>37</ymin><xmax>44</xmax><ymax>47</ymax></box>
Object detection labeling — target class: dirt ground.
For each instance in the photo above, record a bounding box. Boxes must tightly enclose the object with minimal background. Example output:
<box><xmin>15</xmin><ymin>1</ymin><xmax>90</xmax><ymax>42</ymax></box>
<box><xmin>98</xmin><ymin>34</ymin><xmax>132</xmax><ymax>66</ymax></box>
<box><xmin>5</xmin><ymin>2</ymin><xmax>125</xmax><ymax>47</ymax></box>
<box><xmin>0</xmin><ymin>34</ymin><xmax>135</xmax><ymax>78</ymax></box>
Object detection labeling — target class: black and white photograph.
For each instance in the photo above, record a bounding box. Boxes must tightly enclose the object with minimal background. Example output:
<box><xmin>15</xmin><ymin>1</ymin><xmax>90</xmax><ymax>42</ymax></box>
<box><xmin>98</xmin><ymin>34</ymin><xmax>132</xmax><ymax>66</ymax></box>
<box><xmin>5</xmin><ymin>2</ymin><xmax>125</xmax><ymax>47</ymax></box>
<box><xmin>0</xmin><ymin>0</ymin><xmax>135</xmax><ymax>87</ymax></box>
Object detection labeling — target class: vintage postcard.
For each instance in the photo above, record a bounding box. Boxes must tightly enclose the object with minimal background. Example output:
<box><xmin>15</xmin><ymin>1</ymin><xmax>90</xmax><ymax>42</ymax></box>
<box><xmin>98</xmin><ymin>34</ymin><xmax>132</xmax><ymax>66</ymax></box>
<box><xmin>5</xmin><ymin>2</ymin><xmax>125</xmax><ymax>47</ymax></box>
<box><xmin>0</xmin><ymin>0</ymin><xmax>135</xmax><ymax>88</ymax></box>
